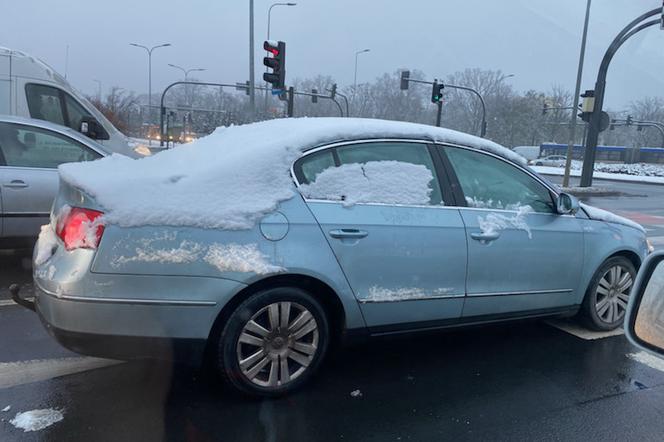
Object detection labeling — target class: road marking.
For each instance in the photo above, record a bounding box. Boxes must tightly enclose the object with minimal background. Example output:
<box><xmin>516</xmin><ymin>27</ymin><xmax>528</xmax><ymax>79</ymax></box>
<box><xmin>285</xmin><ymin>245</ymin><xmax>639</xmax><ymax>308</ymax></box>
<box><xmin>628</xmin><ymin>351</ymin><xmax>664</xmax><ymax>373</ymax></box>
<box><xmin>0</xmin><ymin>357</ymin><xmax>123</xmax><ymax>389</ymax></box>
<box><xmin>0</xmin><ymin>299</ymin><xmax>16</xmax><ymax>307</ymax></box>
<box><xmin>546</xmin><ymin>319</ymin><xmax>624</xmax><ymax>340</ymax></box>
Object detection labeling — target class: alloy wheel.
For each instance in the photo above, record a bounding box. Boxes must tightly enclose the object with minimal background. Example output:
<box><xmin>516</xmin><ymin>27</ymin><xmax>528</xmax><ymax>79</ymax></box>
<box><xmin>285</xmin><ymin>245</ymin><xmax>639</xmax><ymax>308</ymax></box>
<box><xmin>594</xmin><ymin>265</ymin><xmax>633</xmax><ymax>324</ymax></box>
<box><xmin>236</xmin><ymin>301</ymin><xmax>319</xmax><ymax>388</ymax></box>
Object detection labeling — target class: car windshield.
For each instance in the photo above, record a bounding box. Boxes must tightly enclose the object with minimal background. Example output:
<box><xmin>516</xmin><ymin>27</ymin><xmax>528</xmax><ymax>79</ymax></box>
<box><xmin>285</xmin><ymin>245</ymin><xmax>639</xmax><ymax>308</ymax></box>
<box><xmin>2</xmin><ymin>2</ymin><xmax>664</xmax><ymax>441</ymax></box>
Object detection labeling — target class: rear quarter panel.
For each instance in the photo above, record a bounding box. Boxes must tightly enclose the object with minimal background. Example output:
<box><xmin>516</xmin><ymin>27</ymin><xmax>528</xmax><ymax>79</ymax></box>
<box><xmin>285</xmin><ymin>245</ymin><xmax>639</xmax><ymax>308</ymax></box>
<box><xmin>90</xmin><ymin>194</ymin><xmax>366</xmax><ymax>329</ymax></box>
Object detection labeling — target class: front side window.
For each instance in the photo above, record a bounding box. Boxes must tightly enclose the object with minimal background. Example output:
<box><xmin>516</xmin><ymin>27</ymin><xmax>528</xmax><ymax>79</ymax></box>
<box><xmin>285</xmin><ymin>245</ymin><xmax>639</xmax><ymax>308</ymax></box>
<box><xmin>295</xmin><ymin>142</ymin><xmax>444</xmax><ymax>206</ymax></box>
<box><xmin>445</xmin><ymin>147</ymin><xmax>554</xmax><ymax>213</ymax></box>
<box><xmin>26</xmin><ymin>84</ymin><xmax>93</xmax><ymax>130</ymax></box>
<box><xmin>0</xmin><ymin>122</ymin><xmax>100</xmax><ymax>168</ymax></box>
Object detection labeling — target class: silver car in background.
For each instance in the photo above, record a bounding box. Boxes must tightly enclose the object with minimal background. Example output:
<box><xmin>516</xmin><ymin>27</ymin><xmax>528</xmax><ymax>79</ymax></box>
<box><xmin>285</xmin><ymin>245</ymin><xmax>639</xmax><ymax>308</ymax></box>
<box><xmin>0</xmin><ymin>115</ymin><xmax>110</xmax><ymax>249</ymax></box>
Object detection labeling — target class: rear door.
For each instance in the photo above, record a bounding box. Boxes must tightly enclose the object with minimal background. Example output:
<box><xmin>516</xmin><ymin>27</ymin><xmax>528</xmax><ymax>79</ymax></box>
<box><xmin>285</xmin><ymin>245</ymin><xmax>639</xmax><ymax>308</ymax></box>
<box><xmin>441</xmin><ymin>145</ymin><xmax>584</xmax><ymax>317</ymax></box>
<box><xmin>294</xmin><ymin>140</ymin><xmax>468</xmax><ymax>329</ymax></box>
<box><xmin>0</xmin><ymin>122</ymin><xmax>101</xmax><ymax>239</ymax></box>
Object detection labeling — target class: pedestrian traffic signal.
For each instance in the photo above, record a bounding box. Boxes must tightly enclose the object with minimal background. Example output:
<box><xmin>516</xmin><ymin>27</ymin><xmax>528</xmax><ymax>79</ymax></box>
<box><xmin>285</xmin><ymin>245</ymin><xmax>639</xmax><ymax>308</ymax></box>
<box><xmin>263</xmin><ymin>40</ymin><xmax>286</xmax><ymax>90</ymax></box>
<box><xmin>400</xmin><ymin>70</ymin><xmax>410</xmax><ymax>90</ymax></box>
<box><xmin>431</xmin><ymin>81</ymin><xmax>444</xmax><ymax>104</ymax></box>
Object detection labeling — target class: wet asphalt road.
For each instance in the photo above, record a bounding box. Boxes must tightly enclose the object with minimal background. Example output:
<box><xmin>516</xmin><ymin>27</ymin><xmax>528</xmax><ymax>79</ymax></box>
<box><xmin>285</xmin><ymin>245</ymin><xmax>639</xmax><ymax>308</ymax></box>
<box><xmin>2</xmin><ymin>177</ymin><xmax>664</xmax><ymax>441</ymax></box>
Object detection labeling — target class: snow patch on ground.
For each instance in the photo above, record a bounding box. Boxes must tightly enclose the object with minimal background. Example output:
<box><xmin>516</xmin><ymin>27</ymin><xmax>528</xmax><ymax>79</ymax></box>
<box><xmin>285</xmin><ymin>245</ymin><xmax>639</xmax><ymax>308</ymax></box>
<box><xmin>580</xmin><ymin>203</ymin><xmax>645</xmax><ymax>233</ymax></box>
<box><xmin>628</xmin><ymin>351</ymin><xmax>664</xmax><ymax>373</ymax></box>
<box><xmin>477</xmin><ymin>206</ymin><xmax>533</xmax><ymax>239</ymax></box>
<box><xmin>204</xmin><ymin>243</ymin><xmax>284</xmax><ymax>275</ymax></box>
<box><xmin>350</xmin><ymin>389</ymin><xmax>363</xmax><ymax>398</ymax></box>
<box><xmin>361</xmin><ymin>286</ymin><xmax>453</xmax><ymax>302</ymax></box>
<box><xmin>531</xmin><ymin>165</ymin><xmax>664</xmax><ymax>184</ymax></box>
<box><xmin>10</xmin><ymin>408</ymin><xmax>64</xmax><ymax>432</ymax></box>
<box><xmin>34</xmin><ymin>225</ymin><xmax>59</xmax><ymax>266</ymax></box>
<box><xmin>2</xmin><ymin>405</ymin><xmax>10</xmax><ymax>412</ymax></box>
<box><xmin>300</xmin><ymin>161</ymin><xmax>433</xmax><ymax>206</ymax></box>
<box><xmin>58</xmin><ymin>118</ymin><xmax>520</xmax><ymax>230</ymax></box>
<box><xmin>112</xmin><ymin>240</ymin><xmax>204</xmax><ymax>267</ymax></box>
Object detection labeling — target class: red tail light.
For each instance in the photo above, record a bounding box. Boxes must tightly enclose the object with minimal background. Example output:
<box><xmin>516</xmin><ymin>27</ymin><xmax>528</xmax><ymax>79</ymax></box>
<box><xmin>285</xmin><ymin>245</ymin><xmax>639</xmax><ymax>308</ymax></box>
<box><xmin>55</xmin><ymin>207</ymin><xmax>105</xmax><ymax>251</ymax></box>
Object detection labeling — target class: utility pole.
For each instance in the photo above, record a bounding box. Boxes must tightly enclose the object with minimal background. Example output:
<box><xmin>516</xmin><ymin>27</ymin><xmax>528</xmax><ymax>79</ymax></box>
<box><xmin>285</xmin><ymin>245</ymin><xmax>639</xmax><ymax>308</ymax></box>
<box><xmin>249</xmin><ymin>0</ymin><xmax>256</xmax><ymax>114</ymax></box>
<box><xmin>562</xmin><ymin>0</ymin><xmax>591</xmax><ymax>188</ymax></box>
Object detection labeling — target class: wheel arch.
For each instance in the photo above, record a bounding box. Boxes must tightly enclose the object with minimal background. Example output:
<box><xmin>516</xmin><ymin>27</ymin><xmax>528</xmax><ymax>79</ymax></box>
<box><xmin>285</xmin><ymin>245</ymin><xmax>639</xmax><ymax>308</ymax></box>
<box><xmin>205</xmin><ymin>273</ymin><xmax>347</xmax><ymax>359</ymax></box>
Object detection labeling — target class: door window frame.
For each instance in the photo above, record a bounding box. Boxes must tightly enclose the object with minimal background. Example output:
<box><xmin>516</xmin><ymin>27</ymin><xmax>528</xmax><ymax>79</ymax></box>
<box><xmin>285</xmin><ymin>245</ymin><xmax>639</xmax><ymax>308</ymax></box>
<box><xmin>291</xmin><ymin>138</ymin><xmax>460</xmax><ymax>208</ymax></box>
<box><xmin>434</xmin><ymin>143</ymin><xmax>564</xmax><ymax>215</ymax></box>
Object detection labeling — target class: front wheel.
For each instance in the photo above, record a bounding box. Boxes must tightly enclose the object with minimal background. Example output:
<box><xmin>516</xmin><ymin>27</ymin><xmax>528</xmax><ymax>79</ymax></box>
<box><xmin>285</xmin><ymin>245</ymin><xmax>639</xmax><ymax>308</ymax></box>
<box><xmin>216</xmin><ymin>287</ymin><xmax>329</xmax><ymax>396</ymax></box>
<box><xmin>580</xmin><ymin>256</ymin><xmax>636</xmax><ymax>331</ymax></box>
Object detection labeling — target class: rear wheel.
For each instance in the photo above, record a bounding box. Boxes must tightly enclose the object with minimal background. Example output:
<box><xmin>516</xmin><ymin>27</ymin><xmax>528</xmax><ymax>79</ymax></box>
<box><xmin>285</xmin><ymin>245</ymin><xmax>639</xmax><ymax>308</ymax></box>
<box><xmin>216</xmin><ymin>287</ymin><xmax>329</xmax><ymax>396</ymax></box>
<box><xmin>580</xmin><ymin>256</ymin><xmax>636</xmax><ymax>331</ymax></box>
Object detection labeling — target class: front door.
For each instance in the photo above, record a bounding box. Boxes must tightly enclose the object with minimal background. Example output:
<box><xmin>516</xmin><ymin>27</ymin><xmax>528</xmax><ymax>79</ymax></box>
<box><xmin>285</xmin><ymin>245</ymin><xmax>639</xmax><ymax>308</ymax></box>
<box><xmin>442</xmin><ymin>146</ymin><xmax>584</xmax><ymax>317</ymax></box>
<box><xmin>294</xmin><ymin>140</ymin><xmax>468</xmax><ymax>329</ymax></box>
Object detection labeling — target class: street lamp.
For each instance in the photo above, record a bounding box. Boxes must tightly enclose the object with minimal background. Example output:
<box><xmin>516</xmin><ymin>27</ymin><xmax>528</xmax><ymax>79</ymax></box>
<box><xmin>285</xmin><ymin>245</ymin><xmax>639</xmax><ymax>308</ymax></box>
<box><xmin>264</xmin><ymin>2</ymin><xmax>297</xmax><ymax>110</ymax></box>
<box><xmin>354</xmin><ymin>49</ymin><xmax>370</xmax><ymax>91</ymax></box>
<box><xmin>129</xmin><ymin>42</ymin><xmax>171</xmax><ymax>142</ymax></box>
<box><xmin>168</xmin><ymin>64</ymin><xmax>206</xmax><ymax>116</ymax></box>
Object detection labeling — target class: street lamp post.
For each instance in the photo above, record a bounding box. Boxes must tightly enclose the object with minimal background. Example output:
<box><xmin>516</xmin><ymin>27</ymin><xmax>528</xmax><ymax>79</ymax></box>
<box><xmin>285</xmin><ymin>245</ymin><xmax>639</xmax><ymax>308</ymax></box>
<box><xmin>265</xmin><ymin>2</ymin><xmax>297</xmax><ymax>111</ymax></box>
<box><xmin>353</xmin><ymin>49</ymin><xmax>370</xmax><ymax>92</ymax></box>
<box><xmin>92</xmin><ymin>79</ymin><xmax>102</xmax><ymax>102</ymax></box>
<box><xmin>130</xmin><ymin>42</ymin><xmax>171</xmax><ymax>145</ymax></box>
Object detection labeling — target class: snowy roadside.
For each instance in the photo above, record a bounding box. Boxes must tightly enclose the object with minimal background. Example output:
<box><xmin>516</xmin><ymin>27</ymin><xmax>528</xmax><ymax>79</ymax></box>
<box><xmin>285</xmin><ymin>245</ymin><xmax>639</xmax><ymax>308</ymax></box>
<box><xmin>531</xmin><ymin>165</ymin><xmax>664</xmax><ymax>185</ymax></box>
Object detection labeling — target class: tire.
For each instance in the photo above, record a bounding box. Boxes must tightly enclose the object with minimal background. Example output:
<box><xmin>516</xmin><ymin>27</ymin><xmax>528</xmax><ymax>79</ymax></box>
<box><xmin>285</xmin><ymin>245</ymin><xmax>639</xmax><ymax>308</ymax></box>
<box><xmin>580</xmin><ymin>256</ymin><xmax>636</xmax><ymax>331</ymax></box>
<box><xmin>216</xmin><ymin>287</ymin><xmax>329</xmax><ymax>396</ymax></box>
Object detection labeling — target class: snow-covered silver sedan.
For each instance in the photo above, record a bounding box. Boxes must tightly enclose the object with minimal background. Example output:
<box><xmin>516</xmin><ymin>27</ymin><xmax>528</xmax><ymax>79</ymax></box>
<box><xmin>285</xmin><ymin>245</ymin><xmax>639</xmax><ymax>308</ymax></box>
<box><xmin>23</xmin><ymin>118</ymin><xmax>650</xmax><ymax>396</ymax></box>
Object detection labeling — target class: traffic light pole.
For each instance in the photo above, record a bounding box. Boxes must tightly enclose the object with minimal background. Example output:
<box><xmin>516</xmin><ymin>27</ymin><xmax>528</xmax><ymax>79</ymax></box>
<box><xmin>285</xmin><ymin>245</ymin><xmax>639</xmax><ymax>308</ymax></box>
<box><xmin>403</xmin><ymin>78</ymin><xmax>487</xmax><ymax>136</ymax></box>
<box><xmin>436</xmin><ymin>102</ymin><xmax>443</xmax><ymax>127</ymax></box>
<box><xmin>579</xmin><ymin>8</ymin><xmax>661</xmax><ymax>187</ymax></box>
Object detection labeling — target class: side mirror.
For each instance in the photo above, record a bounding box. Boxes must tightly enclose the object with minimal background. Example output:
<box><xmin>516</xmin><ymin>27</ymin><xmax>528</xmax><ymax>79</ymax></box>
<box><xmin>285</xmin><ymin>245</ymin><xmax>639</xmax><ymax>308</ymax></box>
<box><xmin>626</xmin><ymin>252</ymin><xmax>664</xmax><ymax>357</ymax></box>
<box><xmin>80</xmin><ymin>116</ymin><xmax>110</xmax><ymax>141</ymax></box>
<box><xmin>556</xmin><ymin>192</ymin><xmax>579</xmax><ymax>215</ymax></box>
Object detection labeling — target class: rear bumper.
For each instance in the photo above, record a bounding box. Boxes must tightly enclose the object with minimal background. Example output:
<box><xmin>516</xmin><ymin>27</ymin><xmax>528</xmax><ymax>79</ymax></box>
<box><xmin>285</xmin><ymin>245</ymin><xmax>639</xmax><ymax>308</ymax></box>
<box><xmin>36</xmin><ymin>305</ymin><xmax>207</xmax><ymax>364</ymax></box>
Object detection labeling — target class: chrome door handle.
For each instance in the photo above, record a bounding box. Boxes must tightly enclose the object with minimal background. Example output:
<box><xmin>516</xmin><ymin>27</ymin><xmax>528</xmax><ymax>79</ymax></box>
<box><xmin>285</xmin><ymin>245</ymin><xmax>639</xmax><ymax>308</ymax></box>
<box><xmin>329</xmin><ymin>229</ymin><xmax>368</xmax><ymax>239</ymax></box>
<box><xmin>3</xmin><ymin>180</ymin><xmax>28</xmax><ymax>189</ymax></box>
<box><xmin>470</xmin><ymin>231</ymin><xmax>500</xmax><ymax>242</ymax></box>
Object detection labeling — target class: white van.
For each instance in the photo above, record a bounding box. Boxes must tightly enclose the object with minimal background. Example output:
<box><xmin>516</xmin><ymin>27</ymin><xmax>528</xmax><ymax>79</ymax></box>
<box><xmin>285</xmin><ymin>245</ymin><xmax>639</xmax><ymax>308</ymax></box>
<box><xmin>0</xmin><ymin>47</ymin><xmax>147</xmax><ymax>157</ymax></box>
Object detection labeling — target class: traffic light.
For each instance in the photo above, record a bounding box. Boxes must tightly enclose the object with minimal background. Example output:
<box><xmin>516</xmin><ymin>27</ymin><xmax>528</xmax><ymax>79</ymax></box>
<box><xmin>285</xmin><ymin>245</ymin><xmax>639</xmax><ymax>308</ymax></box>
<box><xmin>400</xmin><ymin>70</ymin><xmax>410</xmax><ymax>90</ymax></box>
<box><xmin>626</xmin><ymin>115</ymin><xmax>633</xmax><ymax>126</ymax></box>
<box><xmin>263</xmin><ymin>40</ymin><xmax>286</xmax><ymax>90</ymax></box>
<box><xmin>431</xmin><ymin>80</ymin><xmax>444</xmax><ymax>104</ymax></box>
<box><xmin>329</xmin><ymin>83</ymin><xmax>337</xmax><ymax>99</ymax></box>
<box><xmin>542</xmin><ymin>102</ymin><xmax>549</xmax><ymax>116</ymax></box>
<box><xmin>312</xmin><ymin>88</ymin><xmax>318</xmax><ymax>103</ymax></box>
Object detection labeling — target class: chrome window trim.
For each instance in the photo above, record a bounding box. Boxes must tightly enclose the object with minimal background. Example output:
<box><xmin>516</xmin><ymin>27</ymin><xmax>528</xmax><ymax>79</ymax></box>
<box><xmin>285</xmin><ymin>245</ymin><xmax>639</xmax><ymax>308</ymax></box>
<box><xmin>290</xmin><ymin>138</ymin><xmax>563</xmax><ymax>211</ymax></box>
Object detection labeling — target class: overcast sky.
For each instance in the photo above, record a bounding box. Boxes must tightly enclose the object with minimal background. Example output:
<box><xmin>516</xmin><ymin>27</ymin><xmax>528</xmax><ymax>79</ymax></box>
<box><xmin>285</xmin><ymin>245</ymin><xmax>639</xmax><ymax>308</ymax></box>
<box><xmin>2</xmin><ymin>0</ymin><xmax>662</xmax><ymax>109</ymax></box>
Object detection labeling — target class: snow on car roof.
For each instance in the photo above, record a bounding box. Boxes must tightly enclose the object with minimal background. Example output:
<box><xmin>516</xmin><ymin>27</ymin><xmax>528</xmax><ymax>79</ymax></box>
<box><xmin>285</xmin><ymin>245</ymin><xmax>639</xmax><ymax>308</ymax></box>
<box><xmin>59</xmin><ymin>117</ymin><xmax>524</xmax><ymax>229</ymax></box>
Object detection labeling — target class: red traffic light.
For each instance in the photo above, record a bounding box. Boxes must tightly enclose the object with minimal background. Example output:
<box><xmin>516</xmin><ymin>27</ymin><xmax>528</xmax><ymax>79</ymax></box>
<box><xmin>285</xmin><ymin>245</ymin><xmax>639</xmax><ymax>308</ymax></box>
<box><xmin>264</xmin><ymin>40</ymin><xmax>280</xmax><ymax>56</ymax></box>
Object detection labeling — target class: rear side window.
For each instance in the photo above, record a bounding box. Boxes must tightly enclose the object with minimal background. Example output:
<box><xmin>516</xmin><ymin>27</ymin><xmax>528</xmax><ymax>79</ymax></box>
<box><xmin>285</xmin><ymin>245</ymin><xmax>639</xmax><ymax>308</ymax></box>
<box><xmin>0</xmin><ymin>122</ymin><xmax>100</xmax><ymax>168</ymax></box>
<box><xmin>445</xmin><ymin>147</ymin><xmax>554</xmax><ymax>213</ymax></box>
<box><xmin>26</xmin><ymin>84</ymin><xmax>93</xmax><ymax>131</ymax></box>
<box><xmin>294</xmin><ymin>142</ymin><xmax>444</xmax><ymax>206</ymax></box>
